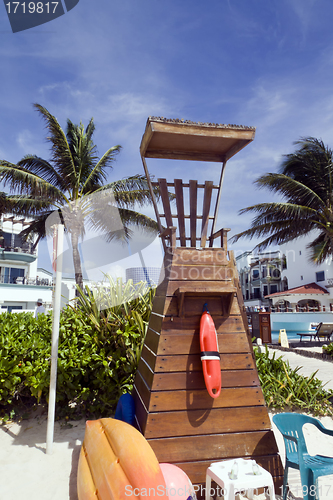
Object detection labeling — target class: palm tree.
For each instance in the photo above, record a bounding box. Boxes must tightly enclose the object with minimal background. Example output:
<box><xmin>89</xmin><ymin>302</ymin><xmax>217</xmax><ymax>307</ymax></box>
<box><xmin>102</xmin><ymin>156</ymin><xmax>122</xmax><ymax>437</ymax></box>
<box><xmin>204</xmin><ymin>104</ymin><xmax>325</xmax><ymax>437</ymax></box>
<box><xmin>0</xmin><ymin>104</ymin><xmax>160</xmax><ymax>288</ymax></box>
<box><xmin>231</xmin><ymin>137</ymin><xmax>333</xmax><ymax>263</ymax></box>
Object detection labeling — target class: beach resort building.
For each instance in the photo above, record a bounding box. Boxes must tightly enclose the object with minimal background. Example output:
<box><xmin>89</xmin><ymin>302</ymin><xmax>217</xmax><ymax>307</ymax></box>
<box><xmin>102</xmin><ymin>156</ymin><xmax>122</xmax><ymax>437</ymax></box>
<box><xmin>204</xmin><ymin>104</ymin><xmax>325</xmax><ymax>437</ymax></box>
<box><xmin>236</xmin><ymin>232</ymin><xmax>333</xmax><ymax>312</ymax></box>
<box><xmin>236</xmin><ymin>250</ymin><xmax>284</xmax><ymax>310</ymax></box>
<box><xmin>267</xmin><ymin>233</ymin><xmax>333</xmax><ymax>311</ymax></box>
<box><xmin>0</xmin><ymin>215</ymin><xmax>52</xmax><ymax>312</ymax></box>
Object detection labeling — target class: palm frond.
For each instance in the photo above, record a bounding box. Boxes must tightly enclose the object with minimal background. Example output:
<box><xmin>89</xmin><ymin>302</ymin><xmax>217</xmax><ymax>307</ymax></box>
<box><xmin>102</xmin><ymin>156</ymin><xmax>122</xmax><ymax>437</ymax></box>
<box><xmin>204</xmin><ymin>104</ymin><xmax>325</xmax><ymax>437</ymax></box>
<box><xmin>254</xmin><ymin>174</ymin><xmax>325</xmax><ymax>209</ymax></box>
<box><xmin>306</xmin><ymin>232</ymin><xmax>333</xmax><ymax>264</ymax></box>
<box><xmin>17</xmin><ymin>155</ymin><xmax>63</xmax><ymax>190</ymax></box>
<box><xmin>19</xmin><ymin>210</ymin><xmax>55</xmax><ymax>244</ymax></box>
<box><xmin>81</xmin><ymin>145</ymin><xmax>121</xmax><ymax>194</ymax></box>
<box><xmin>0</xmin><ymin>160</ymin><xmax>64</xmax><ymax>199</ymax></box>
<box><xmin>34</xmin><ymin>103</ymin><xmax>75</xmax><ymax>189</ymax></box>
<box><xmin>9</xmin><ymin>194</ymin><xmax>53</xmax><ymax>216</ymax></box>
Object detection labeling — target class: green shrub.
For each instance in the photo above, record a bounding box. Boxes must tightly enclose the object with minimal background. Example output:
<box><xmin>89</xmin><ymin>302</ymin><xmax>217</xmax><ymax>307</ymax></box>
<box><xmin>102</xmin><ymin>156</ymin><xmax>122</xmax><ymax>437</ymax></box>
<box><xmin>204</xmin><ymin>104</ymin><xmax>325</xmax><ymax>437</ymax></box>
<box><xmin>322</xmin><ymin>343</ymin><xmax>333</xmax><ymax>356</ymax></box>
<box><xmin>254</xmin><ymin>345</ymin><xmax>333</xmax><ymax>416</ymax></box>
<box><xmin>0</xmin><ymin>278</ymin><xmax>155</xmax><ymax>420</ymax></box>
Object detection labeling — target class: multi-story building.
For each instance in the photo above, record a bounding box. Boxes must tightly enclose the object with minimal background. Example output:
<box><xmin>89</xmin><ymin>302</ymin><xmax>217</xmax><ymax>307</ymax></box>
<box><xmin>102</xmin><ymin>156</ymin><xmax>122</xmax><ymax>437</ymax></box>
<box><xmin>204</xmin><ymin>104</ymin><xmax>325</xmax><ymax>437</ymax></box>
<box><xmin>125</xmin><ymin>267</ymin><xmax>161</xmax><ymax>287</ymax></box>
<box><xmin>267</xmin><ymin>233</ymin><xmax>333</xmax><ymax>311</ymax></box>
<box><xmin>236</xmin><ymin>232</ymin><xmax>333</xmax><ymax>312</ymax></box>
<box><xmin>0</xmin><ymin>215</ymin><xmax>52</xmax><ymax>312</ymax></box>
<box><xmin>236</xmin><ymin>250</ymin><xmax>284</xmax><ymax>310</ymax></box>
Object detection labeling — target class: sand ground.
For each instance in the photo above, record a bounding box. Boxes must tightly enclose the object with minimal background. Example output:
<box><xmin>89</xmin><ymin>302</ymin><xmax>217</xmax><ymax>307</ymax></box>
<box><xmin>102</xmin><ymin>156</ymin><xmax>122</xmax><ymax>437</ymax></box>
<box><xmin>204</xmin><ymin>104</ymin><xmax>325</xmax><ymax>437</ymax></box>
<box><xmin>1</xmin><ymin>346</ymin><xmax>333</xmax><ymax>500</ymax></box>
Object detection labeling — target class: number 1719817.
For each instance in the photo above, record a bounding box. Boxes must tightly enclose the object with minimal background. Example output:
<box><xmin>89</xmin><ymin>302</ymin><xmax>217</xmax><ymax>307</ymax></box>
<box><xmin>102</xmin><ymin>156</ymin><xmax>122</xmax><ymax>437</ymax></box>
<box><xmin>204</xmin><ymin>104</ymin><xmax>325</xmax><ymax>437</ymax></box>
<box><xmin>5</xmin><ymin>2</ymin><xmax>59</xmax><ymax>14</ymax></box>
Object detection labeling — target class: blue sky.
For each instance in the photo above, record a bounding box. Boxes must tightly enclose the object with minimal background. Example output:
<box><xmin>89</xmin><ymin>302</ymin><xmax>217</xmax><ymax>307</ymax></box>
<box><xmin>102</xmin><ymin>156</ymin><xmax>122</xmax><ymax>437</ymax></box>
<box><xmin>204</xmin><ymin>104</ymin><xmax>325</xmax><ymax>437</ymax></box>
<box><xmin>1</xmin><ymin>0</ymin><xmax>333</xmax><ymax>277</ymax></box>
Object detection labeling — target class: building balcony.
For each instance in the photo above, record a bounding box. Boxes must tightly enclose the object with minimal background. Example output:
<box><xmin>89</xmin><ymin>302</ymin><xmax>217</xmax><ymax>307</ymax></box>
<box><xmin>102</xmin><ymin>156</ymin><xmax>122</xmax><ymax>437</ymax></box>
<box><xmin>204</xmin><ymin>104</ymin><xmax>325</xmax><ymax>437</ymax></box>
<box><xmin>0</xmin><ymin>276</ymin><xmax>51</xmax><ymax>286</ymax></box>
<box><xmin>0</xmin><ymin>246</ymin><xmax>37</xmax><ymax>263</ymax></box>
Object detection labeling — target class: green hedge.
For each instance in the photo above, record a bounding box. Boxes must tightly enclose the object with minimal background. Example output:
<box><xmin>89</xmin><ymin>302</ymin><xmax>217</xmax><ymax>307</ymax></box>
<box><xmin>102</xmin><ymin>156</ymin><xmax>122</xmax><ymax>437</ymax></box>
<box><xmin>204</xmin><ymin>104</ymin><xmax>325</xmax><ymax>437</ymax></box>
<box><xmin>322</xmin><ymin>343</ymin><xmax>333</xmax><ymax>356</ymax></box>
<box><xmin>0</xmin><ymin>278</ymin><xmax>154</xmax><ymax>421</ymax></box>
<box><xmin>254</xmin><ymin>345</ymin><xmax>333</xmax><ymax>416</ymax></box>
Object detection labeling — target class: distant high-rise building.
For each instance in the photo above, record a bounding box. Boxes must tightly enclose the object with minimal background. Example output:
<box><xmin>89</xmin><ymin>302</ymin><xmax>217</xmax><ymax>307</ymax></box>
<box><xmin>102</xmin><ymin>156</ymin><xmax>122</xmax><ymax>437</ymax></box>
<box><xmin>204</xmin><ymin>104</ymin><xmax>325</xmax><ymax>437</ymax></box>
<box><xmin>126</xmin><ymin>267</ymin><xmax>161</xmax><ymax>287</ymax></box>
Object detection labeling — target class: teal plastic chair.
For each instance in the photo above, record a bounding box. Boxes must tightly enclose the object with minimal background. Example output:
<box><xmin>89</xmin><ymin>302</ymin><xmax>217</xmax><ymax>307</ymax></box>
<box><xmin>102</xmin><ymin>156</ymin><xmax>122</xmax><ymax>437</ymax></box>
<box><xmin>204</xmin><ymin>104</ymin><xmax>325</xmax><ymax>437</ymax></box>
<box><xmin>273</xmin><ymin>413</ymin><xmax>333</xmax><ymax>500</ymax></box>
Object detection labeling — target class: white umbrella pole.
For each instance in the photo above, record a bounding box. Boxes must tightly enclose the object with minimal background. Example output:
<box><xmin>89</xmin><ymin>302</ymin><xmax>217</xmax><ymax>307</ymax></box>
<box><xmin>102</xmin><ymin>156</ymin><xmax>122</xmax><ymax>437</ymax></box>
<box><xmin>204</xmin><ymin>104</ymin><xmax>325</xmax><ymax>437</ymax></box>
<box><xmin>46</xmin><ymin>224</ymin><xmax>64</xmax><ymax>455</ymax></box>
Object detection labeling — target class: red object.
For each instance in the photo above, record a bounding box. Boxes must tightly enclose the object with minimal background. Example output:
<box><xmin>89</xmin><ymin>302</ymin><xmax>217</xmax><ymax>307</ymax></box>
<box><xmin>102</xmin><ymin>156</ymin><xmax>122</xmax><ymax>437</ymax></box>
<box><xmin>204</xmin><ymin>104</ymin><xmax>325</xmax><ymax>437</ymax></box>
<box><xmin>200</xmin><ymin>307</ymin><xmax>221</xmax><ymax>398</ymax></box>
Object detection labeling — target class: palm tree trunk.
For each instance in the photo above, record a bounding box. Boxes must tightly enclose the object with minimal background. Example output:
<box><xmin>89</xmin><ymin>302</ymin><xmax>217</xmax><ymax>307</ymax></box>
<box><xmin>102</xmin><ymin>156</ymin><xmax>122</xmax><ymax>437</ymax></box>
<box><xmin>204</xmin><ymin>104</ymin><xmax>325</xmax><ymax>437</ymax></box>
<box><xmin>71</xmin><ymin>231</ymin><xmax>83</xmax><ymax>290</ymax></box>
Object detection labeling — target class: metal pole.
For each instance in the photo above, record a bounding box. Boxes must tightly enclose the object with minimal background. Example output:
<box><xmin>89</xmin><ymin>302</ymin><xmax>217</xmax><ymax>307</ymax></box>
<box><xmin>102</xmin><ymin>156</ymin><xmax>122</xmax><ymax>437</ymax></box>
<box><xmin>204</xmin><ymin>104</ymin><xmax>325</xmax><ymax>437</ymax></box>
<box><xmin>210</xmin><ymin>160</ymin><xmax>227</xmax><ymax>238</ymax></box>
<box><xmin>141</xmin><ymin>156</ymin><xmax>166</xmax><ymax>252</ymax></box>
<box><xmin>46</xmin><ymin>223</ymin><xmax>64</xmax><ymax>455</ymax></box>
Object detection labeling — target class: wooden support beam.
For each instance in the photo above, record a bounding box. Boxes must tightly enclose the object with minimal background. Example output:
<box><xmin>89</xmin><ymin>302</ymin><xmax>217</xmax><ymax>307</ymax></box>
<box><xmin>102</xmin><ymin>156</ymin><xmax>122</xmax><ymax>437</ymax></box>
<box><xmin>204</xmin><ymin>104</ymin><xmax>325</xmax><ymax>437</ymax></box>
<box><xmin>189</xmin><ymin>180</ymin><xmax>197</xmax><ymax>247</ymax></box>
<box><xmin>158</xmin><ymin>178</ymin><xmax>173</xmax><ymax>227</ymax></box>
<box><xmin>174</xmin><ymin>179</ymin><xmax>186</xmax><ymax>247</ymax></box>
<box><xmin>200</xmin><ymin>181</ymin><xmax>213</xmax><ymax>247</ymax></box>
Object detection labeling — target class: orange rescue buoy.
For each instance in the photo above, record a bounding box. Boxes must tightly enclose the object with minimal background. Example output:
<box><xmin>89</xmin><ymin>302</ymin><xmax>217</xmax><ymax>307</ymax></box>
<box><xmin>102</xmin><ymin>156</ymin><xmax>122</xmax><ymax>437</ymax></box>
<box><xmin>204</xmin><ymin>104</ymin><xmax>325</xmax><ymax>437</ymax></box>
<box><xmin>200</xmin><ymin>304</ymin><xmax>221</xmax><ymax>398</ymax></box>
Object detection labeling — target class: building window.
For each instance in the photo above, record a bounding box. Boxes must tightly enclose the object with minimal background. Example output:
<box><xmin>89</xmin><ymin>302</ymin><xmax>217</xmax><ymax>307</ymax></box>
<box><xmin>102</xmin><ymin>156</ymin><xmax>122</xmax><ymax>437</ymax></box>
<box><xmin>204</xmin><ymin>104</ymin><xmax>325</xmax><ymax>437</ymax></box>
<box><xmin>299</xmin><ymin>251</ymin><xmax>302</xmax><ymax>255</ymax></box>
<box><xmin>253</xmin><ymin>288</ymin><xmax>261</xmax><ymax>299</ymax></box>
<box><xmin>301</xmin><ymin>275</ymin><xmax>303</xmax><ymax>280</ymax></box>
<box><xmin>316</xmin><ymin>271</ymin><xmax>325</xmax><ymax>282</ymax></box>
<box><xmin>252</xmin><ymin>269</ymin><xmax>259</xmax><ymax>280</ymax></box>
<box><xmin>270</xmin><ymin>285</ymin><xmax>278</xmax><ymax>294</ymax></box>
<box><xmin>2</xmin><ymin>267</ymin><xmax>24</xmax><ymax>284</ymax></box>
<box><xmin>263</xmin><ymin>285</ymin><xmax>268</xmax><ymax>296</ymax></box>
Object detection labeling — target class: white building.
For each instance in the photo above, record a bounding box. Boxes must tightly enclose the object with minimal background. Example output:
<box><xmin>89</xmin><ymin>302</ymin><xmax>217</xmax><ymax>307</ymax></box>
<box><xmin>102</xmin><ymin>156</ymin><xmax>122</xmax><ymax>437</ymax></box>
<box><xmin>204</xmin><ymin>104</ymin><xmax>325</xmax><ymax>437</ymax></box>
<box><xmin>268</xmin><ymin>233</ymin><xmax>333</xmax><ymax>311</ymax></box>
<box><xmin>0</xmin><ymin>215</ymin><xmax>52</xmax><ymax>313</ymax></box>
<box><xmin>236</xmin><ymin>250</ymin><xmax>283</xmax><ymax>310</ymax></box>
<box><xmin>236</xmin><ymin>232</ymin><xmax>333</xmax><ymax>312</ymax></box>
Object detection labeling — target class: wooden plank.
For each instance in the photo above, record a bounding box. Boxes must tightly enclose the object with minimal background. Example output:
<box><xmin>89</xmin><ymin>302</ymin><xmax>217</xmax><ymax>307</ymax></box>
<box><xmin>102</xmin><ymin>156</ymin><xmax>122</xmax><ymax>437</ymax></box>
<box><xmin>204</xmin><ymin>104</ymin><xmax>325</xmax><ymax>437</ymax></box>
<box><xmin>137</xmin><ymin>358</ymin><xmax>154</xmax><ymax>388</ymax></box>
<box><xmin>151</xmin><ymin>369</ymin><xmax>260</xmax><ymax>391</ymax></box>
<box><xmin>148</xmin><ymin>312</ymin><xmax>164</xmax><ymax>334</ymax></box>
<box><xmin>161</xmin><ymin>315</ymin><xmax>245</xmax><ymax>334</ymax></box>
<box><xmin>132</xmin><ymin>386</ymin><xmax>148</xmax><ymax>434</ymax></box>
<box><xmin>143</xmin><ymin>328</ymin><xmax>160</xmax><ymax>354</ymax></box>
<box><xmin>158</xmin><ymin>178</ymin><xmax>173</xmax><ymax>227</ymax></box>
<box><xmin>152</xmin><ymin>295</ymin><xmax>167</xmax><ymax>316</ymax></box>
<box><xmin>144</xmin><ymin>406</ymin><xmax>270</xmax><ymax>439</ymax></box>
<box><xmin>164</xmin><ymin>280</ymin><xmax>234</xmax><ymax>297</ymax></box>
<box><xmin>154</xmin><ymin>353</ymin><xmax>254</xmax><ymax>372</ymax></box>
<box><xmin>168</xmin><ymin>454</ymin><xmax>283</xmax><ymax>488</ymax></box>
<box><xmin>230</xmin><ymin>296</ymin><xmax>242</xmax><ymax>315</ymax></box>
<box><xmin>174</xmin><ymin>179</ymin><xmax>186</xmax><ymax>246</ymax></box>
<box><xmin>148</xmin><ymin>387</ymin><xmax>263</xmax><ymax>412</ymax></box>
<box><xmin>200</xmin><ymin>181</ymin><xmax>213</xmax><ymax>247</ymax></box>
<box><xmin>189</xmin><ymin>180</ymin><xmax>197</xmax><ymax>247</ymax></box>
<box><xmin>132</xmin><ymin>372</ymin><xmax>151</xmax><ymax>411</ymax></box>
<box><xmin>148</xmin><ymin>430</ymin><xmax>278</xmax><ymax>462</ymax></box>
<box><xmin>157</xmin><ymin>331</ymin><xmax>248</xmax><ymax>356</ymax></box>
<box><xmin>172</xmin><ymin>248</ymin><xmax>228</xmax><ymax>265</ymax></box>
<box><xmin>169</xmin><ymin>263</ymin><xmax>231</xmax><ymax>281</ymax></box>
<box><xmin>157</xmin><ymin>332</ymin><xmax>248</xmax><ymax>355</ymax></box>
<box><xmin>140</xmin><ymin>345</ymin><xmax>156</xmax><ymax>371</ymax></box>
<box><xmin>163</xmin><ymin>295</ymin><xmax>235</xmax><ymax>317</ymax></box>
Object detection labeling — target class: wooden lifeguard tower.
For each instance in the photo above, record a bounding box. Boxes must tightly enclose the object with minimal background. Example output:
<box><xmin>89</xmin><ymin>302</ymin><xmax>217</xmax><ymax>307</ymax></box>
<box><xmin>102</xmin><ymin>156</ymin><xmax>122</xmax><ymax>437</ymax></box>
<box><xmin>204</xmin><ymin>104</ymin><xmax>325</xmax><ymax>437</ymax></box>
<box><xmin>133</xmin><ymin>117</ymin><xmax>283</xmax><ymax>491</ymax></box>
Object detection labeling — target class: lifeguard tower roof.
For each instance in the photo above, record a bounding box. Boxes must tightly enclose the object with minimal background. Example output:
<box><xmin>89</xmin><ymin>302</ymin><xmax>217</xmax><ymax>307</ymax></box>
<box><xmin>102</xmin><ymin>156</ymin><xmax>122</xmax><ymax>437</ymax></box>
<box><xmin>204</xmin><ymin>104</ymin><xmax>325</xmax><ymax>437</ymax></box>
<box><xmin>140</xmin><ymin>116</ymin><xmax>256</xmax><ymax>162</ymax></box>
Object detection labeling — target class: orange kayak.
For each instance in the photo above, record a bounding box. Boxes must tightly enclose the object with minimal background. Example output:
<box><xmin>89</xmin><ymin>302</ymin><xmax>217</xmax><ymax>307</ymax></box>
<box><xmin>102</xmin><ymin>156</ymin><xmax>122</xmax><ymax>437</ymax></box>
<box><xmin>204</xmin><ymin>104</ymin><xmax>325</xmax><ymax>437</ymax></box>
<box><xmin>200</xmin><ymin>305</ymin><xmax>221</xmax><ymax>398</ymax></box>
<box><xmin>77</xmin><ymin>418</ymin><xmax>168</xmax><ymax>500</ymax></box>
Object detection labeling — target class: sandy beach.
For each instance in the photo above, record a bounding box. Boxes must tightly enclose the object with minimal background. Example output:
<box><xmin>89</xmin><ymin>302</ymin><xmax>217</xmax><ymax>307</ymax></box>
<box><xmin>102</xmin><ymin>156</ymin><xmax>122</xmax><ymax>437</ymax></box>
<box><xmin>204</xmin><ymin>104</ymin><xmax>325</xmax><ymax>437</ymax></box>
<box><xmin>0</xmin><ymin>414</ymin><xmax>85</xmax><ymax>500</ymax></box>
<box><xmin>1</xmin><ymin>412</ymin><xmax>333</xmax><ymax>500</ymax></box>
<box><xmin>1</xmin><ymin>347</ymin><xmax>333</xmax><ymax>500</ymax></box>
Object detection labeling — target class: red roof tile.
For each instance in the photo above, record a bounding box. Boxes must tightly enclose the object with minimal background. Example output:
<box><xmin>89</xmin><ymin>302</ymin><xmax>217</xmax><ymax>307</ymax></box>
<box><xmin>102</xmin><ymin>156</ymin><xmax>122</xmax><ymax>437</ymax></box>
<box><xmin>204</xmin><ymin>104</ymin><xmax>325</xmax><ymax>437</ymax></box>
<box><xmin>265</xmin><ymin>282</ymin><xmax>329</xmax><ymax>298</ymax></box>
